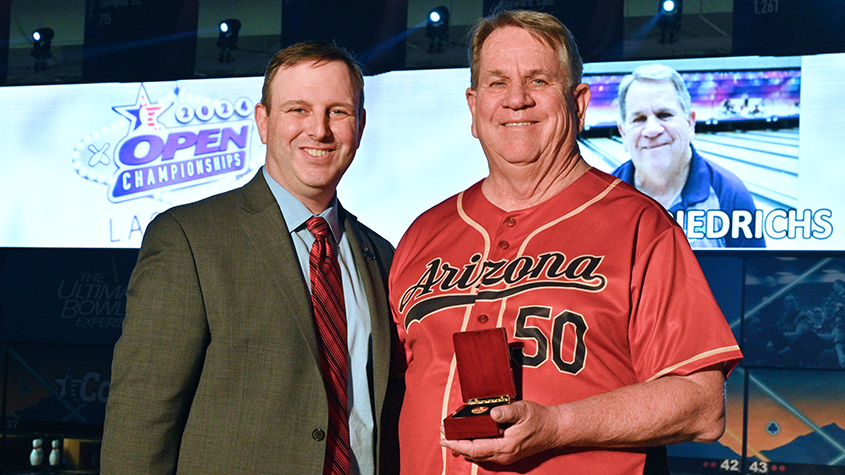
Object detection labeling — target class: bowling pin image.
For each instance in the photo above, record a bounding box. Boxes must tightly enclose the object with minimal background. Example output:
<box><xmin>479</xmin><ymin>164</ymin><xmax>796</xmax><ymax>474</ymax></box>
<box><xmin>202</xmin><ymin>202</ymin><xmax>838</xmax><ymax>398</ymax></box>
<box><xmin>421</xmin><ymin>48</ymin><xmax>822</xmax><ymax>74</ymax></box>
<box><xmin>30</xmin><ymin>438</ymin><xmax>44</xmax><ymax>466</ymax></box>
<box><xmin>49</xmin><ymin>439</ymin><xmax>62</xmax><ymax>466</ymax></box>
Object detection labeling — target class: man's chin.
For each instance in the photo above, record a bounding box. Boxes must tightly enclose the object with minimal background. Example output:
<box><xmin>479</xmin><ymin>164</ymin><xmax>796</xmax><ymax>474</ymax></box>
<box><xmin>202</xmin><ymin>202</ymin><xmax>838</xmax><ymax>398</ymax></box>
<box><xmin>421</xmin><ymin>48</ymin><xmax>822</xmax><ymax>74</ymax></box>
<box><xmin>632</xmin><ymin>157</ymin><xmax>681</xmax><ymax>175</ymax></box>
<box><xmin>634</xmin><ymin>148</ymin><xmax>677</xmax><ymax>163</ymax></box>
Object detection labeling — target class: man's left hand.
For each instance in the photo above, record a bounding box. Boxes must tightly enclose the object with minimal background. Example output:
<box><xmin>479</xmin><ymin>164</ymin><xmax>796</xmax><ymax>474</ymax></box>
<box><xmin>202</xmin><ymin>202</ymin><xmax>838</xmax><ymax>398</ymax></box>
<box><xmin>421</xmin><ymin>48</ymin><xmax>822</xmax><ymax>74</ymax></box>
<box><xmin>440</xmin><ymin>400</ymin><xmax>563</xmax><ymax>465</ymax></box>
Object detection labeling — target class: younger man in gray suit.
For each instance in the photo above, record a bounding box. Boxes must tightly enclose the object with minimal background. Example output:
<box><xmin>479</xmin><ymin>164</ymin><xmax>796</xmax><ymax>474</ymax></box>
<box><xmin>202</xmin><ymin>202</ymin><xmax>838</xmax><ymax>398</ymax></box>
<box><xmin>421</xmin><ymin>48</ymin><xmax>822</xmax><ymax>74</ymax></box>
<box><xmin>102</xmin><ymin>41</ymin><xmax>399</xmax><ymax>475</ymax></box>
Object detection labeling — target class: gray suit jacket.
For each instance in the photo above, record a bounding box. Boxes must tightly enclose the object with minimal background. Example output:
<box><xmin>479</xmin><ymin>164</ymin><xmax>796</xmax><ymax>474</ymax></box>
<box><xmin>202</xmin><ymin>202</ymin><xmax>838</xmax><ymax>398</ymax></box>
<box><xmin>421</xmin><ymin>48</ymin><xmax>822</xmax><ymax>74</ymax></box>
<box><xmin>101</xmin><ymin>170</ymin><xmax>400</xmax><ymax>474</ymax></box>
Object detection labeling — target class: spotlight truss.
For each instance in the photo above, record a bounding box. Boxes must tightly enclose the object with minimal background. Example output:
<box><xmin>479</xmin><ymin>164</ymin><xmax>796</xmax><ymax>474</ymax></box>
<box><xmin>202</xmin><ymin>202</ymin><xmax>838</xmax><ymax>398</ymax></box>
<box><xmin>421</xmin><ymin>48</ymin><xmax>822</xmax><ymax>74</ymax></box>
<box><xmin>426</xmin><ymin>6</ymin><xmax>449</xmax><ymax>54</ymax></box>
<box><xmin>657</xmin><ymin>0</ymin><xmax>682</xmax><ymax>44</ymax></box>
<box><xmin>218</xmin><ymin>19</ymin><xmax>241</xmax><ymax>63</ymax></box>
<box><xmin>31</xmin><ymin>28</ymin><xmax>54</xmax><ymax>72</ymax></box>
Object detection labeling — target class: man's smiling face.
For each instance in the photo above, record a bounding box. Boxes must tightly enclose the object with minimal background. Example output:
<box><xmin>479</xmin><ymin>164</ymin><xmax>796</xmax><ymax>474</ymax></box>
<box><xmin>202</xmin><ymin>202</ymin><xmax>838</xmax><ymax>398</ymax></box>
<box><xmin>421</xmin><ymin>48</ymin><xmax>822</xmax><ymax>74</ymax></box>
<box><xmin>466</xmin><ymin>26</ymin><xmax>589</xmax><ymax>172</ymax></box>
<box><xmin>255</xmin><ymin>59</ymin><xmax>365</xmax><ymax>211</ymax></box>
<box><xmin>619</xmin><ymin>79</ymin><xmax>695</xmax><ymax>177</ymax></box>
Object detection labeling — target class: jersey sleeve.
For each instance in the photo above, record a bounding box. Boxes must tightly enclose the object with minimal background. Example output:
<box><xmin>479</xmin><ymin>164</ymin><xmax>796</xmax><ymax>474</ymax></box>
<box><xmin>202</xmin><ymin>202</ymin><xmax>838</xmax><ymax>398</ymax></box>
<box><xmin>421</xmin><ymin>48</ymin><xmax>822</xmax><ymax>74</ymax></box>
<box><xmin>628</xmin><ymin>224</ymin><xmax>743</xmax><ymax>381</ymax></box>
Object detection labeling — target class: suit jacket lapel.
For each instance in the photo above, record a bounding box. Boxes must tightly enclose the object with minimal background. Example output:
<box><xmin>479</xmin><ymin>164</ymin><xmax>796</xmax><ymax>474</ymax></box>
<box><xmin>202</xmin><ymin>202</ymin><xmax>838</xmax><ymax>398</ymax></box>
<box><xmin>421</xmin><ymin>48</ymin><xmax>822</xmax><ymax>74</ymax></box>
<box><xmin>235</xmin><ymin>174</ymin><xmax>391</xmax><ymax>419</ymax></box>
<box><xmin>341</xmin><ymin>207</ymin><xmax>392</xmax><ymax>416</ymax></box>
<box><xmin>237</xmin><ymin>171</ymin><xmax>321</xmax><ymax>365</ymax></box>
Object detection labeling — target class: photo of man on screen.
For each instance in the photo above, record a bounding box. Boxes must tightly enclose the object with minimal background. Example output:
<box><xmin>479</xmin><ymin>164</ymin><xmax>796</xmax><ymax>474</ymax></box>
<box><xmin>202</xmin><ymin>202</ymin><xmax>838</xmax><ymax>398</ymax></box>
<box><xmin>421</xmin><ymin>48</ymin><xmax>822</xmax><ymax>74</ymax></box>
<box><xmin>613</xmin><ymin>64</ymin><xmax>766</xmax><ymax>248</ymax></box>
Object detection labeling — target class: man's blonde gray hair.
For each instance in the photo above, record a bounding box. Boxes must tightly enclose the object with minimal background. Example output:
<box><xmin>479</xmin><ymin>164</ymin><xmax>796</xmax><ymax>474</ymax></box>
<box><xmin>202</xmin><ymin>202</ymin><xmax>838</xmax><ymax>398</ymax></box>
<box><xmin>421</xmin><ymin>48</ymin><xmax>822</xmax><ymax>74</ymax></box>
<box><xmin>468</xmin><ymin>9</ymin><xmax>583</xmax><ymax>89</ymax></box>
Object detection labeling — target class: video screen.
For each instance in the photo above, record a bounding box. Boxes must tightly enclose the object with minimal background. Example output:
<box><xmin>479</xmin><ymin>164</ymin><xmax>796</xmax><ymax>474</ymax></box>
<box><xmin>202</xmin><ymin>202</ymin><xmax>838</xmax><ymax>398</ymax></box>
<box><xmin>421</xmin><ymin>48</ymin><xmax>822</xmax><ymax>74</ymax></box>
<box><xmin>743</xmin><ymin>368</ymin><xmax>845</xmax><ymax>474</ymax></box>
<box><xmin>663</xmin><ymin>251</ymin><xmax>845</xmax><ymax>474</ymax></box>
<box><xmin>581</xmin><ymin>67</ymin><xmax>800</xmax><ymax>249</ymax></box>
<box><xmin>742</xmin><ymin>255</ymin><xmax>845</xmax><ymax>370</ymax></box>
<box><xmin>0</xmin><ymin>54</ymin><xmax>844</xmax><ymax>249</ymax></box>
<box><xmin>671</xmin><ymin>366</ymin><xmax>845</xmax><ymax>475</ymax></box>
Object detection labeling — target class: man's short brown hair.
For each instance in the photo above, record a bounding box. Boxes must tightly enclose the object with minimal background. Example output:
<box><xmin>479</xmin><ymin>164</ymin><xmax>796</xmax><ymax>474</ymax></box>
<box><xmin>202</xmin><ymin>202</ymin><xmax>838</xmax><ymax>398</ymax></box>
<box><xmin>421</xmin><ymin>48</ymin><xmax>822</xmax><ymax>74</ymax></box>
<box><xmin>261</xmin><ymin>41</ymin><xmax>365</xmax><ymax>115</ymax></box>
<box><xmin>468</xmin><ymin>10</ymin><xmax>583</xmax><ymax>89</ymax></box>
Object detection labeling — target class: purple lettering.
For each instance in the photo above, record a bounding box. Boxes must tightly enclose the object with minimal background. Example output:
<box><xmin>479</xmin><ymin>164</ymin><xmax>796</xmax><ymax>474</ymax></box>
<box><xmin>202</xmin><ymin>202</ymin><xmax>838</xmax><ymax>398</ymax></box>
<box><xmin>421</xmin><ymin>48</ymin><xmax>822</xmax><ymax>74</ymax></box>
<box><xmin>161</xmin><ymin>131</ymin><xmax>197</xmax><ymax>161</ymax></box>
<box><xmin>119</xmin><ymin>135</ymin><xmax>164</xmax><ymax>165</ymax></box>
<box><xmin>195</xmin><ymin>129</ymin><xmax>220</xmax><ymax>155</ymax></box>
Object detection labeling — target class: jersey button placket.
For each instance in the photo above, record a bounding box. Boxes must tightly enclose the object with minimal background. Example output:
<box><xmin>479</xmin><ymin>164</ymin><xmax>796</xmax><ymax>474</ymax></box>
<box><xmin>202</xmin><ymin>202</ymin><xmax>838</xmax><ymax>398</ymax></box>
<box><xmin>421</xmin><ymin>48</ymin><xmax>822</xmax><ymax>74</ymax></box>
<box><xmin>497</xmin><ymin>215</ymin><xmax>516</xmax><ymax>250</ymax></box>
<box><xmin>478</xmin><ymin>214</ymin><xmax>517</xmax><ymax>330</ymax></box>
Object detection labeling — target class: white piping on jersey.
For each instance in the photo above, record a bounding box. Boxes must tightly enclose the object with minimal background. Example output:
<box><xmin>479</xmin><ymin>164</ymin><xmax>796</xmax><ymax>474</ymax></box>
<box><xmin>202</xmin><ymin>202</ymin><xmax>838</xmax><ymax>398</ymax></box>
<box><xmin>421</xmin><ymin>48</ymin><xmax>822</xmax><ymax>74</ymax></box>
<box><xmin>441</xmin><ymin>349</ymin><xmax>459</xmax><ymax>472</ymax></box>
<box><xmin>439</xmin><ymin>191</ymin><xmax>494</xmax><ymax>475</ymax></box>
<box><xmin>457</xmin><ymin>190</ymin><xmax>492</xmax><ymax>262</ymax></box>
<box><xmin>517</xmin><ymin>177</ymin><xmax>622</xmax><ymax>257</ymax></box>
<box><xmin>495</xmin><ymin>299</ymin><xmax>508</xmax><ymax>330</ymax></box>
<box><xmin>646</xmin><ymin>345</ymin><xmax>741</xmax><ymax>382</ymax></box>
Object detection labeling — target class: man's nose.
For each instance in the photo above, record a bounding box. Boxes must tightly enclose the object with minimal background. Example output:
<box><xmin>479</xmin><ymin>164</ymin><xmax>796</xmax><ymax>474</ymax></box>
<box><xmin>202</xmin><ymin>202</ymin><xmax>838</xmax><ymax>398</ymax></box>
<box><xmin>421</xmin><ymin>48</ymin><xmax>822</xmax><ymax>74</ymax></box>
<box><xmin>307</xmin><ymin>112</ymin><xmax>332</xmax><ymax>141</ymax></box>
<box><xmin>504</xmin><ymin>83</ymin><xmax>535</xmax><ymax>109</ymax></box>
<box><xmin>642</xmin><ymin>116</ymin><xmax>663</xmax><ymax>136</ymax></box>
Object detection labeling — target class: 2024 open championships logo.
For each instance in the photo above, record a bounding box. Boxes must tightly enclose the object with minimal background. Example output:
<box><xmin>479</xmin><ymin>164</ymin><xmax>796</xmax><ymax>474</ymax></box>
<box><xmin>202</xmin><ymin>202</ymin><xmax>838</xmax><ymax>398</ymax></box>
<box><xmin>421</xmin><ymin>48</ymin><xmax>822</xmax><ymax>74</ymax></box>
<box><xmin>72</xmin><ymin>84</ymin><xmax>254</xmax><ymax>203</ymax></box>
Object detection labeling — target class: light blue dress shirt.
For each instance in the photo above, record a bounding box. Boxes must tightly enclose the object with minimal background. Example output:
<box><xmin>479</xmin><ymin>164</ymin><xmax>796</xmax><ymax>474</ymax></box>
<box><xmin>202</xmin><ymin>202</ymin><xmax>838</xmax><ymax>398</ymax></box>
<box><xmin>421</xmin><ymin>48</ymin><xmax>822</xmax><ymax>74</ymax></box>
<box><xmin>263</xmin><ymin>168</ymin><xmax>374</xmax><ymax>475</ymax></box>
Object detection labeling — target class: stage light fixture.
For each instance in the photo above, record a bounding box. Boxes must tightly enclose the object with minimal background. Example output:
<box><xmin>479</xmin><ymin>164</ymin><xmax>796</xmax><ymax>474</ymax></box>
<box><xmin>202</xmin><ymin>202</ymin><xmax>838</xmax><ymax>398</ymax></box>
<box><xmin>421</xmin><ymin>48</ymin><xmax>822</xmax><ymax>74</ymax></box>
<box><xmin>217</xmin><ymin>19</ymin><xmax>241</xmax><ymax>63</ymax></box>
<box><xmin>657</xmin><ymin>0</ymin><xmax>682</xmax><ymax>44</ymax></box>
<box><xmin>31</xmin><ymin>28</ymin><xmax>54</xmax><ymax>72</ymax></box>
<box><xmin>426</xmin><ymin>6</ymin><xmax>449</xmax><ymax>54</ymax></box>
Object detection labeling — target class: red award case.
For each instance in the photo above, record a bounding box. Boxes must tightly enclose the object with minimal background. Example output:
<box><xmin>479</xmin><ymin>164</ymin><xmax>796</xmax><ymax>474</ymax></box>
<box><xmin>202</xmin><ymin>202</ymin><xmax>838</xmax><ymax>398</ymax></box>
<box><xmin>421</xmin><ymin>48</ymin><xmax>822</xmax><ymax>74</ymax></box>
<box><xmin>442</xmin><ymin>327</ymin><xmax>517</xmax><ymax>440</ymax></box>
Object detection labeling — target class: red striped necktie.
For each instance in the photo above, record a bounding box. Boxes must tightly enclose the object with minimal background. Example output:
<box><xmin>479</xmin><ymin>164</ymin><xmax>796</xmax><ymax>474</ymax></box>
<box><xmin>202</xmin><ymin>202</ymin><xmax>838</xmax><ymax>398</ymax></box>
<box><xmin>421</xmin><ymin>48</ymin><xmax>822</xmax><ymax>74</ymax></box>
<box><xmin>306</xmin><ymin>216</ymin><xmax>351</xmax><ymax>475</ymax></box>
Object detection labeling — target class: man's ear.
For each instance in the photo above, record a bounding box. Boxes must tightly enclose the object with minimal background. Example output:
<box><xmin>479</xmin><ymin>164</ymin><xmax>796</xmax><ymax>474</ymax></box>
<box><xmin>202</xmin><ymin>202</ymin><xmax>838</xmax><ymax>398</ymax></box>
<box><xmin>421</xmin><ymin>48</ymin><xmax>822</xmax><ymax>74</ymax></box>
<box><xmin>466</xmin><ymin>87</ymin><xmax>479</xmax><ymax>138</ymax></box>
<box><xmin>617</xmin><ymin>122</ymin><xmax>629</xmax><ymax>152</ymax></box>
<box><xmin>688</xmin><ymin>110</ymin><xmax>696</xmax><ymax>139</ymax></box>
<box><xmin>573</xmin><ymin>83</ymin><xmax>591</xmax><ymax>132</ymax></box>
<box><xmin>255</xmin><ymin>102</ymin><xmax>269</xmax><ymax>145</ymax></box>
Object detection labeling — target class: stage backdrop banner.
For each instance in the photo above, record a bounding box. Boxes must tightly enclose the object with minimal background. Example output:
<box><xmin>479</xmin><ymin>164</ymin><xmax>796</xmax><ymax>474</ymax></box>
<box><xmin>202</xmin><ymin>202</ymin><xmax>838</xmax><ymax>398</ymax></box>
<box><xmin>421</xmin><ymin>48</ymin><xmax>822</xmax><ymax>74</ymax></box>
<box><xmin>0</xmin><ymin>54</ymin><xmax>843</xmax><ymax>249</ymax></box>
<box><xmin>1</xmin><ymin>248</ymin><xmax>138</xmax><ymax>346</ymax></box>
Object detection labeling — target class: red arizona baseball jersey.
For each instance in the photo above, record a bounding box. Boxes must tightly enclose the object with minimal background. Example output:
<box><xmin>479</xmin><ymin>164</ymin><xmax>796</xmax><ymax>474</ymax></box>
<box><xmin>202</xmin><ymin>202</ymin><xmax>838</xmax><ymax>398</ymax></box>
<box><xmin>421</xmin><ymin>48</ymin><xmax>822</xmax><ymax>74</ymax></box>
<box><xmin>389</xmin><ymin>168</ymin><xmax>743</xmax><ymax>475</ymax></box>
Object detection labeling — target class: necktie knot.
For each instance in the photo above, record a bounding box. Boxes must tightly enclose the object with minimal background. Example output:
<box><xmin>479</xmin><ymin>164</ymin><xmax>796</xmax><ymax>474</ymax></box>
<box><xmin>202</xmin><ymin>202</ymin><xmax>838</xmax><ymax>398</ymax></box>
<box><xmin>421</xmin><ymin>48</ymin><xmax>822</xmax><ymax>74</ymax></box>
<box><xmin>307</xmin><ymin>216</ymin><xmax>330</xmax><ymax>239</ymax></box>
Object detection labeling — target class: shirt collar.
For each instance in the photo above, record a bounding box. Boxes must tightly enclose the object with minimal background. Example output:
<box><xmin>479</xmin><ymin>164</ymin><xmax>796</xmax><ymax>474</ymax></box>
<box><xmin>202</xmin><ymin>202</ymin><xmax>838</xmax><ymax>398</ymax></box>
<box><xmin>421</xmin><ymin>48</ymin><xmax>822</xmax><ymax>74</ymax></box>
<box><xmin>262</xmin><ymin>167</ymin><xmax>343</xmax><ymax>242</ymax></box>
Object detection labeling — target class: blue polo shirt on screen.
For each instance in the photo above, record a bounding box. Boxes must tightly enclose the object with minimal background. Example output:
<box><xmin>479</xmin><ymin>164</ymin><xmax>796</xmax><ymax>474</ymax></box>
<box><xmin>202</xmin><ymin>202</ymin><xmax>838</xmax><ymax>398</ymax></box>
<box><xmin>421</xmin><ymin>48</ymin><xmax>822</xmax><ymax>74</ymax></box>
<box><xmin>612</xmin><ymin>146</ymin><xmax>766</xmax><ymax>248</ymax></box>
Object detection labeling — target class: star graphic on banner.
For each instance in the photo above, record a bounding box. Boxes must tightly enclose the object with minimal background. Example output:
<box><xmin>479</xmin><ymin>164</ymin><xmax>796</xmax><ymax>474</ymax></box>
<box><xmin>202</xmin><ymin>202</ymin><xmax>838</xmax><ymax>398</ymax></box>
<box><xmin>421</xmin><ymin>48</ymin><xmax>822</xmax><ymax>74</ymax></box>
<box><xmin>112</xmin><ymin>84</ymin><xmax>173</xmax><ymax>132</ymax></box>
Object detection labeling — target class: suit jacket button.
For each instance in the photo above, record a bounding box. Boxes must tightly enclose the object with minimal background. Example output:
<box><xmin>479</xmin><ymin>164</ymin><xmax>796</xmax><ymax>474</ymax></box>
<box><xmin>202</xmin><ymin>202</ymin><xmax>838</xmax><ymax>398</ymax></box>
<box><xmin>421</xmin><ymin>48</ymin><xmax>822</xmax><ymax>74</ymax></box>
<box><xmin>312</xmin><ymin>428</ymin><xmax>326</xmax><ymax>441</ymax></box>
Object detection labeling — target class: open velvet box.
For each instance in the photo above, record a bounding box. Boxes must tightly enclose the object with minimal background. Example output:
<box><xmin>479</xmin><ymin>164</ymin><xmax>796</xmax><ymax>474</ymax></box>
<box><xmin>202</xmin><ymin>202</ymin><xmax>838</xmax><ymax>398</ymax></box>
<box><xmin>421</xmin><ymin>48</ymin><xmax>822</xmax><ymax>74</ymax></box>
<box><xmin>443</xmin><ymin>327</ymin><xmax>517</xmax><ymax>439</ymax></box>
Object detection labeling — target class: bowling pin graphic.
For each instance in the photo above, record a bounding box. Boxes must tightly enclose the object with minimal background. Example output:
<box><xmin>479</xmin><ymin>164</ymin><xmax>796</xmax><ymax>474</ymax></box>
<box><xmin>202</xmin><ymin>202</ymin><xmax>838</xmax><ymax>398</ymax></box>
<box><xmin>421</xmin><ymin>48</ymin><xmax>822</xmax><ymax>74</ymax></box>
<box><xmin>49</xmin><ymin>439</ymin><xmax>62</xmax><ymax>466</ymax></box>
<box><xmin>30</xmin><ymin>438</ymin><xmax>44</xmax><ymax>465</ymax></box>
